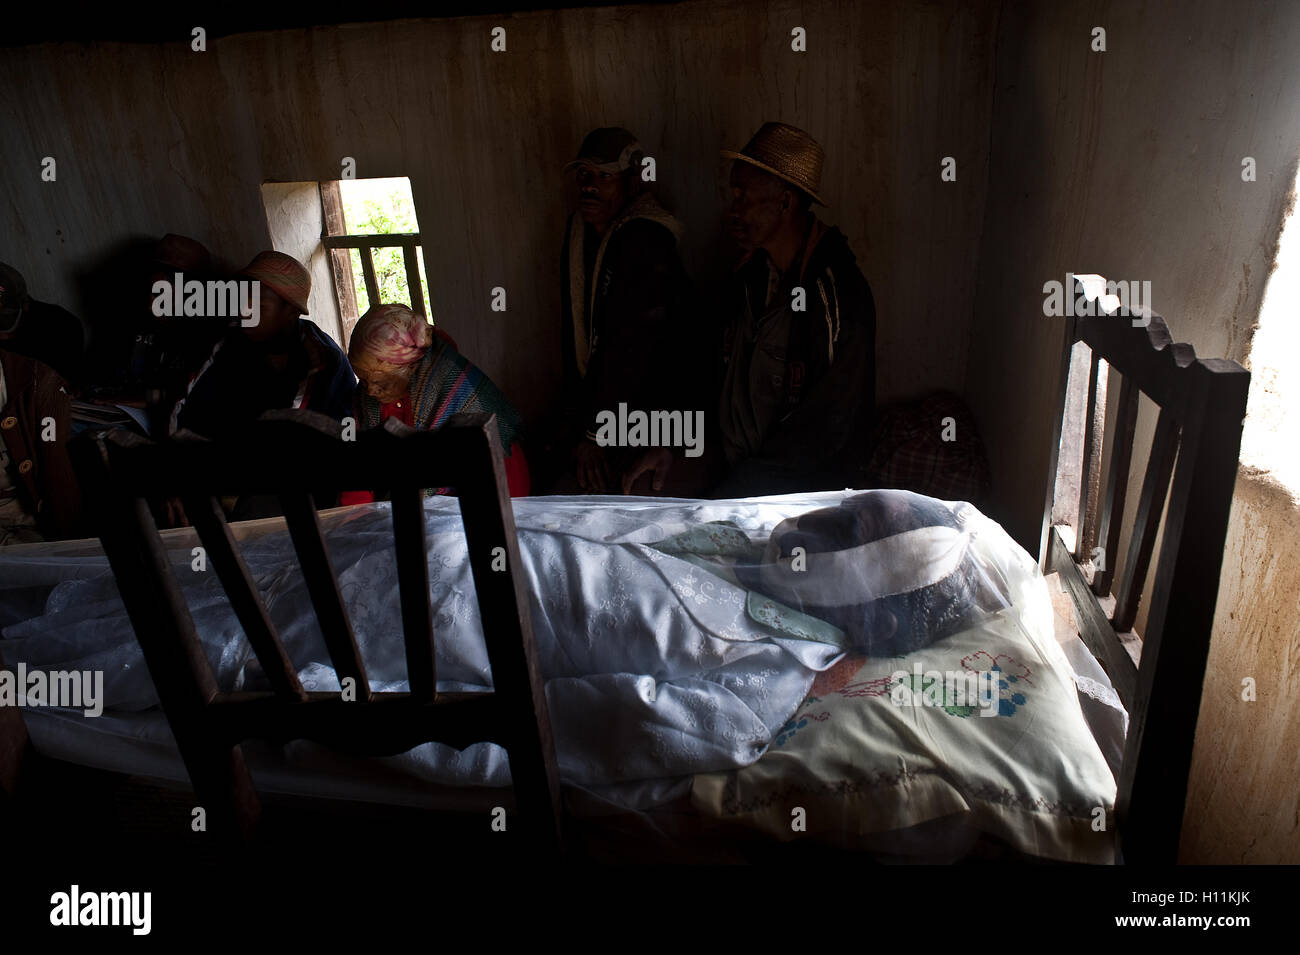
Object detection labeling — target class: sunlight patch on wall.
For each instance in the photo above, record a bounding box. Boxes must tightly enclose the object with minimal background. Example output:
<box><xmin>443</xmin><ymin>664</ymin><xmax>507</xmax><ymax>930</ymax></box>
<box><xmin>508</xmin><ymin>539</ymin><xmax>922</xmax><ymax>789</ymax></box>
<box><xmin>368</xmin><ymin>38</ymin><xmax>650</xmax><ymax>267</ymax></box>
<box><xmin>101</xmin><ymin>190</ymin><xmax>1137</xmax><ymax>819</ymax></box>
<box><xmin>1240</xmin><ymin>179</ymin><xmax>1300</xmax><ymax>500</ymax></box>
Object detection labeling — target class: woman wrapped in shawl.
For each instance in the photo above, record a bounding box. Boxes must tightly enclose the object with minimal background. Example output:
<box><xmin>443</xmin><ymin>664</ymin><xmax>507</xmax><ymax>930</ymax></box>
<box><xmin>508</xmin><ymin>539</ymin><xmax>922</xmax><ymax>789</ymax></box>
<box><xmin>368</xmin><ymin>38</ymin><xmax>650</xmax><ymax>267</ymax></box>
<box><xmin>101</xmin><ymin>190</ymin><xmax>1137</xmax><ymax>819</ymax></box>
<box><xmin>343</xmin><ymin>304</ymin><xmax>530</xmax><ymax>499</ymax></box>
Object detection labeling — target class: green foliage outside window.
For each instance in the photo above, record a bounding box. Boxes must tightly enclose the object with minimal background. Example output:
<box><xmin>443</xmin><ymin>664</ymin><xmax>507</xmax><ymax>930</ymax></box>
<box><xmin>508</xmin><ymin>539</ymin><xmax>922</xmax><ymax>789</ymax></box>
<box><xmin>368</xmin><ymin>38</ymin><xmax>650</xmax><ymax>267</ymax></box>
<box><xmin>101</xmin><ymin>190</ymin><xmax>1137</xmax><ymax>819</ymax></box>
<box><xmin>342</xmin><ymin>185</ymin><xmax>432</xmax><ymax>318</ymax></box>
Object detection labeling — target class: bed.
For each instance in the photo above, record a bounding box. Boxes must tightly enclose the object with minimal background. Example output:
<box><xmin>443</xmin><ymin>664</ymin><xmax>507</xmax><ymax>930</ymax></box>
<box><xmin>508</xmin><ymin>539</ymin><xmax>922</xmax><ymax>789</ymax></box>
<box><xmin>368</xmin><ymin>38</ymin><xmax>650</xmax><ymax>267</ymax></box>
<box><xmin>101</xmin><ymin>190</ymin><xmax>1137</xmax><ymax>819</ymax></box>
<box><xmin>0</xmin><ymin>276</ymin><xmax>1248</xmax><ymax>863</ymax></box>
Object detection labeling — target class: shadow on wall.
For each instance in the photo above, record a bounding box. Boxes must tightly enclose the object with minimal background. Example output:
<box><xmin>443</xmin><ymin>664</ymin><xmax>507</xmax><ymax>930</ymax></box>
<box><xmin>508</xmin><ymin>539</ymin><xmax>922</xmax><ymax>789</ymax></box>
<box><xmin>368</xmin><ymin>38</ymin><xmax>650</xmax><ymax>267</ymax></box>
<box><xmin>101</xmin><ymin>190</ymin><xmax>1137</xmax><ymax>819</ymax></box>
<box><xmin>72</xmin><ymin>237</ymin><xmax>169</xmax><ymax>387</ymax></box>
<box><xmin>965</xmin><ymin>3</ymin><xmax>1055</xmax><ymax>550</ymax></box>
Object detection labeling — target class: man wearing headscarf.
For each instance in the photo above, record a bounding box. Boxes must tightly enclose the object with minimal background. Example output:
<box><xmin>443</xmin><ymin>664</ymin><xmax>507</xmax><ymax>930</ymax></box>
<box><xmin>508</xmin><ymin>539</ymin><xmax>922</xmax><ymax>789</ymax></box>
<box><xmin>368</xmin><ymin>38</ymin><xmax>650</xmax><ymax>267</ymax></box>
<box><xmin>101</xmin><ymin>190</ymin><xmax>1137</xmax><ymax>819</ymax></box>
<box><xmin>345</xmin><ymin>303</ymin><xmax>529</xmax><ymax>498</ymax></box>
<box><xmin>170</xmin><ymin>251</ymin><xmax>356</xmax><ymax>440</ymax></box>
<box><xmin>549</xmin><ymin>127</ymin><xmax>699</xmax><ymax>494</ymax></box>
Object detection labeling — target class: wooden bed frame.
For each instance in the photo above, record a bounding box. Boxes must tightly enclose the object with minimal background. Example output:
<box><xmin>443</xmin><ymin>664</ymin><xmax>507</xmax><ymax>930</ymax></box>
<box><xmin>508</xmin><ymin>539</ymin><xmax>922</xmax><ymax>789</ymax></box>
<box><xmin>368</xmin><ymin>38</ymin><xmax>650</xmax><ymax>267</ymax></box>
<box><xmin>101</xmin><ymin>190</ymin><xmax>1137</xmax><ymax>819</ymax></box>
<box><xmin>1040</xmin><ymin>275</ymin><xmax>1249</xmax><ymax>864</ymax></box>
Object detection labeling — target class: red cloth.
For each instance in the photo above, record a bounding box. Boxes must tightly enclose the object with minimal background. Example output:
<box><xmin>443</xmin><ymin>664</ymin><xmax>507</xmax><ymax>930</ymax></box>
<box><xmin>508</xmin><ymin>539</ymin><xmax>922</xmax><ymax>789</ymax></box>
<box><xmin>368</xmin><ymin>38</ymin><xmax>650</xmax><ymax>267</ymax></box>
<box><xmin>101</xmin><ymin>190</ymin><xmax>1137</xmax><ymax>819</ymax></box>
<box><xmin>381</xmin><ymin>397</ymin><xmax>415</xmax><ymax>427</ymax></box>
<box><xmin>340</xmin><ymin>437</ymin><xmax>530</xmax><ymax>505</ymax></box>
<box><xmin>339</xmin><ymin>399</ymin><xmax>413</xmax><ymax>505</ymax></box>
<box><xmin>503</xmin><ymin>440</ymin><xmax>530</xmax><ymax>497</ymax></box>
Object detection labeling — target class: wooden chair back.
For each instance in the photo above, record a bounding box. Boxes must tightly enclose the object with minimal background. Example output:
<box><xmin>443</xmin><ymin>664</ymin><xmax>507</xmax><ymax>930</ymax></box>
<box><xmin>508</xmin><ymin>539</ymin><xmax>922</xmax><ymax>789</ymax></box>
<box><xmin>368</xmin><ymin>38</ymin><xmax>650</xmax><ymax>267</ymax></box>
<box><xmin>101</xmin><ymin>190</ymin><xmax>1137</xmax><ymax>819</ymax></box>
<box><xmin>69</xmin><ymin>410</ymin><xmax>562</xmax><ymax>849</ymax></box>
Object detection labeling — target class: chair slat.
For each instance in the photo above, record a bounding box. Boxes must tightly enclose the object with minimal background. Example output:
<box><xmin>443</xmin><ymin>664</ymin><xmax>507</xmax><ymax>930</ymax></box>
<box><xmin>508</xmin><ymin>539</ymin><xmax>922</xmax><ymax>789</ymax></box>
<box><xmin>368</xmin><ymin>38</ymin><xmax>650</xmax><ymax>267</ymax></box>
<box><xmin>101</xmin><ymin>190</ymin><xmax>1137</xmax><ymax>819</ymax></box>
<box><xmin>456</xmin><ymin>425</ymin><xmax>563</xmax><ymax>849</ymax></box>
<box><xmin>182</xmin><ymin>494</ymin><xmax>306</xmax><ymax>702</ymax></box>
<box><xmin>69</xmin><ymin>435</ymin><xmax>263</xmax><ymax>836</ymax></box>
<box><xmin>1076</xmin><ymin>351</ymin><xmax>1106</xmax><ymax>560</ymax></box>
<box><xmin>114</xmin><ymin>499</ymin><xmax>263</xmax><ymax>836</ymax></box>
<box><xmin>390</xmin><ymin>484</ymin><xmax>437</xmax><ymax>702</ymax></box>
<box><xmin>1092</xmin><ymin>374</ymin><xmax>1139</xmax><ymax>596</ymax></box>
<box><xmin>1113</xmin><ymin>407</ymin><xmax>1179</xmax><ymax>632</ymax></box>
<box><xmin>279</xmin><ymin>491</ymin><xmax>371</xmax><ymax>702</ymax></box>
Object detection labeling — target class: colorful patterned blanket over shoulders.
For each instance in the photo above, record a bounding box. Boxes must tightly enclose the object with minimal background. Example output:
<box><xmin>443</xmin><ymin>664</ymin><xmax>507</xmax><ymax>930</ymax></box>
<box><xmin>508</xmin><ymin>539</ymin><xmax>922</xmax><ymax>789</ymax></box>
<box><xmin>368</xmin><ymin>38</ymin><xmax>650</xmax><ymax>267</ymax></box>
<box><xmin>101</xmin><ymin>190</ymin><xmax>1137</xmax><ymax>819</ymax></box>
<box><xmin>361</xmin><ymin>342</ymin><xmax>521</xmax><ymax>453</ymax></box>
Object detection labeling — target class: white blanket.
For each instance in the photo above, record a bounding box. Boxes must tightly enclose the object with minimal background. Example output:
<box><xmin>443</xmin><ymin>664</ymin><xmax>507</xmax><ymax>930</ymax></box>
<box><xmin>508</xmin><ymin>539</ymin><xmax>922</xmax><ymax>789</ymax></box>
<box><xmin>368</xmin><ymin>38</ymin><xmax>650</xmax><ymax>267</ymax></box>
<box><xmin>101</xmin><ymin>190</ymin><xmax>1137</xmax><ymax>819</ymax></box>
<box><xmin>1</xmin><ymin>493</ymin><xmax>877</xmax><ymax>788</ymax></box>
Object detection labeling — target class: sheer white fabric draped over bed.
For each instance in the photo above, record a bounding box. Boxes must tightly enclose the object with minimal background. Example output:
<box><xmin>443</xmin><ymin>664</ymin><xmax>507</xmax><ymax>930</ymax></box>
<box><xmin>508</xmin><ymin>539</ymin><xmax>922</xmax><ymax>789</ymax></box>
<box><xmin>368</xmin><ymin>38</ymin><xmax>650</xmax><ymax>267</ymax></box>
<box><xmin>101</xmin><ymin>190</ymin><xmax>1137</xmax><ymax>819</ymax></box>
<box><xmin>0</xmin><ymin>490</ymin><xmax>1115</xmax><ymax>839</ymax></box>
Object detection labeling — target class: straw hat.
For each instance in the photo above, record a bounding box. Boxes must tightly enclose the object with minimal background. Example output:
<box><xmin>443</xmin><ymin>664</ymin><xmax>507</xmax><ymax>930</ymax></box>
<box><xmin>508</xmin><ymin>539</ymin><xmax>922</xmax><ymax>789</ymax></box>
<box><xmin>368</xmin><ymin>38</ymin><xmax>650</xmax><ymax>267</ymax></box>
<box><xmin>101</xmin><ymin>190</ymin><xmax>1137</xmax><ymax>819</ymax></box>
<box><xmin>240</xmin><ymin>251</ymin><xmax>311</xmax><ymax>315</ymax></box>
<box><xmin>722</xmin><ymin>122</ymin><xmax>827</xmax><ymax>206</ymax></box>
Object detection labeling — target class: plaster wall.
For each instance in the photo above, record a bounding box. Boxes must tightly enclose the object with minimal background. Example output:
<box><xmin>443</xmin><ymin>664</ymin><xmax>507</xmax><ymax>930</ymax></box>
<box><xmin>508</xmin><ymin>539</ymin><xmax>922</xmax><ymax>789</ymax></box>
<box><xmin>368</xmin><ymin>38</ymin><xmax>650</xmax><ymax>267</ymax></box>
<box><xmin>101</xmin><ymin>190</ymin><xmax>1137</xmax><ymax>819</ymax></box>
<box><xmin>969</xmin><ymin>0</ymin><xmax>1300</xmax><ymax>861</ymax></box>
<box><xmin>0</xmin><ymin>0</ymin><xmax>998</xmax><ymax>424</ymax></box>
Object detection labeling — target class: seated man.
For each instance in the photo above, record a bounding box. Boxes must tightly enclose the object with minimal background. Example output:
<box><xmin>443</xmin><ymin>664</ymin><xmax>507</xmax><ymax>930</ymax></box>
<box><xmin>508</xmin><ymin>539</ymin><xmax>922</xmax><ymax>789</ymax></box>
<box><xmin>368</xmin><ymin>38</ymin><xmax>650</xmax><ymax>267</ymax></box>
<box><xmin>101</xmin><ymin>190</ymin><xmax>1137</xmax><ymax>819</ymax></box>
<box><xmin>0</xmin><ymin>268</ymin><xmax>82</xmax><ymax>544</ymax></box>
<box><xmin>163</xmin><ymin>252</ymin><xmax>354</xmax><ymax>524</ymax></box>
<box><xmin>548</xmin><ymin>127</ymin><xmax>699</xmax><ymax>495</ymax></box>
<box><xmin>711</xmin><ymin>122</ymin><xmax>876</xmax><ymax>497</ymax></box>
<box><xmin>345</xmin><ymin>303</ymin><xmax>530</xmax><ymax>498</ymax></box>
<box><xmin>77</xmin><ymin>234</ymin><xmax>217</xmax><ymax>403</ymax></box>
<box><xmin>170</xmin><ymin>251</ymin><xmax>355</xmax><ymax>439</ymax></box>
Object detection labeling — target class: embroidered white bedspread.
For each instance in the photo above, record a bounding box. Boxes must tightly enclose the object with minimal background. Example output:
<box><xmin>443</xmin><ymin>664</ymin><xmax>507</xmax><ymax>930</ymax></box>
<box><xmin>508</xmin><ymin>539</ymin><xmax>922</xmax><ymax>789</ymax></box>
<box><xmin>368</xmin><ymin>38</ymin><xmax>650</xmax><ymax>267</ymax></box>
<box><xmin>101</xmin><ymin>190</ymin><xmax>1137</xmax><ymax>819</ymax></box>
<box><xmin>1</xmin><ymin>492</ymin><xmax>876</xmax><ymax>787</ymax></box>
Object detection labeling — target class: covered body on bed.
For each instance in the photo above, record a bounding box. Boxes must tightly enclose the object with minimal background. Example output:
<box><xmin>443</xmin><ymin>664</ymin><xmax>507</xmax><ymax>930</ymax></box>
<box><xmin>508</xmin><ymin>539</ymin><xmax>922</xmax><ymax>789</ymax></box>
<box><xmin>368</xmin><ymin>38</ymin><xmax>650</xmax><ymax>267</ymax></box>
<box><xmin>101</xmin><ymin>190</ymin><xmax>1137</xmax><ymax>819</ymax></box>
<box><xmin>0</xmin><ymin>482</ymin><xmax>1119</xmax><ymax>862</ymax></box>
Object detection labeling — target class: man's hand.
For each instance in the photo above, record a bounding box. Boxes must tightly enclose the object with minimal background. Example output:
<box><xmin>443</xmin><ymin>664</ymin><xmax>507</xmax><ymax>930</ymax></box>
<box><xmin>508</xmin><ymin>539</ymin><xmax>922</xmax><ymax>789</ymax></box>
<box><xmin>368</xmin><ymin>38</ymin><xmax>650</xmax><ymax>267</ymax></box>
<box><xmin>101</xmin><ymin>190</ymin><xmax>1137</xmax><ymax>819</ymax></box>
<box><xmin>622</xmin><ymin>447</ymin><xmax>674</xmax><ymax>495</ymax></box>
<box><xmin>574</xmin><ymin>440</ymin><xmax>613</xmax><ymax>492</ymax></box>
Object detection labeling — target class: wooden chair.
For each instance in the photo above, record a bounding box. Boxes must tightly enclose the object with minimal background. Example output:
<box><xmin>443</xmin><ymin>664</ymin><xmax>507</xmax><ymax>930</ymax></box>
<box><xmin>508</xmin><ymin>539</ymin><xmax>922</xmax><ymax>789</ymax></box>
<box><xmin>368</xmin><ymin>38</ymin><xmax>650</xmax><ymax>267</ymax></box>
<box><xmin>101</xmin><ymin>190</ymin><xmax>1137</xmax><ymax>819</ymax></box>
<box><xmin>69</xmin><ymin>410</ymin><xmax>563</xmax><ymax>851</ymax></box>
<box><xmin>1042</xmin><ymin>275</ymin><xmax>1250</xmax><ymax>864</ymax></box>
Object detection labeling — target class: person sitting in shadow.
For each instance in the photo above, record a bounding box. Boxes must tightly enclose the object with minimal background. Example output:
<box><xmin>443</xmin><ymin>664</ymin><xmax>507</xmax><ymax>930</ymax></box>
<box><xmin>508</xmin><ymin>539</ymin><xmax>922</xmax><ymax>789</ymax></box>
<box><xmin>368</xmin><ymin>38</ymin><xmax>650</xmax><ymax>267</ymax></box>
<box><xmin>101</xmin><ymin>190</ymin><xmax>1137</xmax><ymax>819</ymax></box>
<box><xmin>165</xmin><ymin>251</ymin><xmax>356</xmax><ymax>524</ymax></box>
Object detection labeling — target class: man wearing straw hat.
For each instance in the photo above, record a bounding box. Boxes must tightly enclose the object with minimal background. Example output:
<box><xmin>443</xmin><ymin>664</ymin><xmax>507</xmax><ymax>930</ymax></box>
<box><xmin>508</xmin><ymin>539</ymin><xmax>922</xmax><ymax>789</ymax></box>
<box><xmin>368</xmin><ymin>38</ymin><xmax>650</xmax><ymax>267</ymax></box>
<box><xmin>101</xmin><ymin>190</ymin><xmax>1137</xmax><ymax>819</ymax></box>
<box><xmin>155</xmin><ymin>251</ymin><xmax>357</xmax><ymax>524</ymax></box>
<box><xmin>170</xmin><ymin>250</ymin><xmax>356</xmax><ymax>441</ymax></box>
<box><xmin>712</xmin><ymin>121</ymin><xmax>876</xmax><ymax>496</ymax></box>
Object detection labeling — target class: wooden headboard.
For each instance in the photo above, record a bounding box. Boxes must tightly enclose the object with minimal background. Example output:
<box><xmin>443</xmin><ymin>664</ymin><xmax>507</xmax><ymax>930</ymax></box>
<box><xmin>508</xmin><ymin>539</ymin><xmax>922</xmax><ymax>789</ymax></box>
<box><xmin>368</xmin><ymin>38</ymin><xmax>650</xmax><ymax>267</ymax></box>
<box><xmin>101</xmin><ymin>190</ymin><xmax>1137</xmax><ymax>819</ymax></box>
<box><xmin>1041</xmin><ymin>275</ymin><xmax>1249</xmax><ymax>864</ymax></box>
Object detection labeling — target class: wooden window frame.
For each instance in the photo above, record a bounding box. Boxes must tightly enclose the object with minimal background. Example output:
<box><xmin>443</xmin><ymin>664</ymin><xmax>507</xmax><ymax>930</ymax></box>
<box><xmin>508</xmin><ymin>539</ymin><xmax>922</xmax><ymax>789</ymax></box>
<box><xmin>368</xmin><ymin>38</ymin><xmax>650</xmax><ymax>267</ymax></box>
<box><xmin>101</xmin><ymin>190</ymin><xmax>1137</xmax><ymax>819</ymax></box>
<box><xmin>319</xmin><ymin>180</ymin><xmax>428</xmax><ymax>346</ymax></box>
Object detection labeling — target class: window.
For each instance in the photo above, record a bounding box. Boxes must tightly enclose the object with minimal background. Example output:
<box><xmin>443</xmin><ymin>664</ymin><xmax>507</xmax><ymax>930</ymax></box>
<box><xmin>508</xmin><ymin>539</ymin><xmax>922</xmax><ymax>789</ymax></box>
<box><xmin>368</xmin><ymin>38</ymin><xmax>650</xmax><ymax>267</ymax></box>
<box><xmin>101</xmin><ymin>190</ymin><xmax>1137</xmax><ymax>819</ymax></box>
<box><xmin>320</xmin><ymin>176</ymin><xmax>432</xmax><ymax>348</ymax></box>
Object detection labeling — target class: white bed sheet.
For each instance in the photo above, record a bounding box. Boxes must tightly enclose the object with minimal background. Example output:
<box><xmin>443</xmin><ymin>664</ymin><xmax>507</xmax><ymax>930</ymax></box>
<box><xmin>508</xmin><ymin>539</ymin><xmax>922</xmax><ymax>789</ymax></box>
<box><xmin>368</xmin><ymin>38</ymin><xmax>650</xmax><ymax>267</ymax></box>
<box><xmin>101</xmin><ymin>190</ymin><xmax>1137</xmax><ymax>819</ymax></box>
<box><xmin>0</xmin><ymin>491</ymin><xmax>1126</xmax><ymax>822</ymax></box>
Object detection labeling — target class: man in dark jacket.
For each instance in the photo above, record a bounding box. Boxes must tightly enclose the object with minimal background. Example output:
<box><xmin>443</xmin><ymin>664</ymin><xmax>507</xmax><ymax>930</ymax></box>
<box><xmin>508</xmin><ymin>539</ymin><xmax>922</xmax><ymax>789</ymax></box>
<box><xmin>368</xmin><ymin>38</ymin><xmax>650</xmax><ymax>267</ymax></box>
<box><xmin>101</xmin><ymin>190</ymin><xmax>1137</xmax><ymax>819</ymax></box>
<box><xmin>170</xmin><ymin>250</ymin><xmax>355</xmax><ymax>440</ymax></box>
<box><xmin>551</xmin><ymin>127</ymin><xmax>699</xmax><ymax>494</ymax></box>
<box><xmin>162</xmin><ymin>251</ymin><xmax>354</xmax><ymax>524</ymax></box>
<box><xmin>711</xmin><ymin>122</ymin><xmax>876</xmax><ymax>496</ymax></box>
